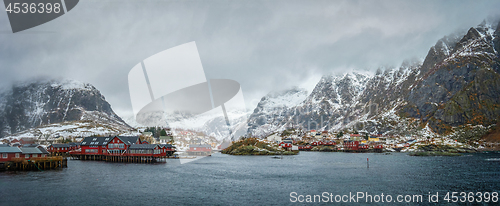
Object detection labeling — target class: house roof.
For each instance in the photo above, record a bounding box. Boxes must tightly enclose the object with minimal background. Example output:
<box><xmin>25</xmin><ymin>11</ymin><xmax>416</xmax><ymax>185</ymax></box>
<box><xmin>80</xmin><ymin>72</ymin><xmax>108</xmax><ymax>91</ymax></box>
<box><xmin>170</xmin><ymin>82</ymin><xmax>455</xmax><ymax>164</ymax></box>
<box><xmin>38</xmin><ymin>147</ymin><xmax>49</xmax><ymax>154</ymax></box>
<box><xmin>129</xmin><ymin>144</ymin><xmax>158</xmax><ymax>150</ymax></box>
<box><xmin>19</xmin><ymin>147</ymin><xmax>44</xmax><ymax>154</ymax></box>
<box><xmin>50</xmin><ymin>144</ymin><xmax>70</xmax><ymax>148</ymax></box>
<box><xmin>81</xmin><ymin>137</ymin><xmax>110</xmax><ymax>146</ymax></box>
<box><xmin>81</xmin><ymin>136</ymin><xmax>140</xmax><ymax>146</ymax></box>
<box><xmin>116</xmin><ymin>136</ymin><xmax>140</xmax><ymax>145</ymax></box>
<box><xmin>22</xmin><ymin>144</ymin><xmax>40</xmax><ymax>147</ymax></box>
<box><xmin>0</xmin><ymin>146</ymin><xmax>22</xmax><ymax>153</ymax></box>
<box><xmin>159</xmin><ymin>144</ymin><xmax>174</xmax><ymax>148</ymax></box>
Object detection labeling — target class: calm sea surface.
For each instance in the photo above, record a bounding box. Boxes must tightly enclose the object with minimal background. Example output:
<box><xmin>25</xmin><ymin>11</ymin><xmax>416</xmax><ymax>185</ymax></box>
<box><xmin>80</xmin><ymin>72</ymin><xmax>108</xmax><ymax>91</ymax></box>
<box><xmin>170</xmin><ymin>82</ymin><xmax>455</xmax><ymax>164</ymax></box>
<box><xmin>1</xmin><ymin>152</ymin><xmax>499</xmax><ymax>205</ymax></box>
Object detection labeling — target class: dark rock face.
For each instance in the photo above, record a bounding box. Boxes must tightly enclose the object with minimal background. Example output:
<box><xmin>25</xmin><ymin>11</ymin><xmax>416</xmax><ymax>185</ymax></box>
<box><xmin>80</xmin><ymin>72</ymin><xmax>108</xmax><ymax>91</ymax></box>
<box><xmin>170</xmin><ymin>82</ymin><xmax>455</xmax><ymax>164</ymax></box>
<box><xmin>404</xmin><ymin>20</ymin><xmax>500</xmax><ymax>133</ymax></box>
<box><xmin>0</xmin><ymin>80</ymin><xmax>127</xmax><ymax>137</ymax></box>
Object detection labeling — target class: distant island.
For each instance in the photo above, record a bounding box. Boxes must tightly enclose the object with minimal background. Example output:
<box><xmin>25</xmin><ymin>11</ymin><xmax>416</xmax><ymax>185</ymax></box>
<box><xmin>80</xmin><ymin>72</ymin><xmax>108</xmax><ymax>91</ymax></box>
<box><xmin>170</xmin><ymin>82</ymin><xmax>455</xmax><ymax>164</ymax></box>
<box><xmin>221</xmin><ymin>138</ymin><xmax>298</xmax><ymax>155</ymax></box>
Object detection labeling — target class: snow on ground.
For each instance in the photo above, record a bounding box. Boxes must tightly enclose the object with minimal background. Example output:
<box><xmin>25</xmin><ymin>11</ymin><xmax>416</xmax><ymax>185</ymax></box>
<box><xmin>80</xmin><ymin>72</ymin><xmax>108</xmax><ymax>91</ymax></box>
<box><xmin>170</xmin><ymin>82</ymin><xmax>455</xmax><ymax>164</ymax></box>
<box><xmin>1</xmin><ymin>120</ymin><xmax>138</xmax><ymax>142</ymax></box>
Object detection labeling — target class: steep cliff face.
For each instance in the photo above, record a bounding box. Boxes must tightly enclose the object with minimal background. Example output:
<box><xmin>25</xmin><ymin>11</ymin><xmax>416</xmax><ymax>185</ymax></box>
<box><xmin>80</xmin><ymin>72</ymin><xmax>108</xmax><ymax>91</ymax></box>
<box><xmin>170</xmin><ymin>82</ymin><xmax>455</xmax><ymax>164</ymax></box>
<box><xmin>0</xmin><ymin>79</ymin><xmax>130</xmax><ymax>137</ymax></box>
<box><xmin>402</xmin><ymin>21</ymin><xmax>500</xmax><ymax>133</ymax></box>
<box><xmin>248</xmin><ymin>20</ymin><xmax>500</xmax><ymax>137</ymax></box>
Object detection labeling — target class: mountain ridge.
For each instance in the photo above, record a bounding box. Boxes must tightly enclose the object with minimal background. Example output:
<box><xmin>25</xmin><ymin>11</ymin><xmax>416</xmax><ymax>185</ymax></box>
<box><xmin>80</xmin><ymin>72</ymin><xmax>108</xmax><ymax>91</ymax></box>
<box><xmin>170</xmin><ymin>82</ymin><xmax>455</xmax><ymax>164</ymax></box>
<box><xmin>247</xmin><ymin>20</ymin><xmax>500</xmax><ymax>138</ymax></box>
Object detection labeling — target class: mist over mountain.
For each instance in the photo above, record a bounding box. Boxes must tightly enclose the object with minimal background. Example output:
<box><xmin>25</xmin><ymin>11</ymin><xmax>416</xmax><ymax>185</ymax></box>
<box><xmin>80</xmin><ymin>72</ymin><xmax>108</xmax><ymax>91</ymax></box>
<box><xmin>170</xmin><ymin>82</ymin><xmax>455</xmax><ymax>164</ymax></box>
<box><xmin>248</xmin><ymin>20</ymin><xmax>500</xmax><ymax>138</ymax></box>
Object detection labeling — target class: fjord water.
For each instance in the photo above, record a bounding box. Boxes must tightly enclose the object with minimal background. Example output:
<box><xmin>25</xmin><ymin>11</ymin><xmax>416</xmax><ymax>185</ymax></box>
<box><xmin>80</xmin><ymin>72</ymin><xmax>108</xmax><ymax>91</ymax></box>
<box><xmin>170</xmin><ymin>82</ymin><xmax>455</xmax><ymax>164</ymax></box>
<box><xmin>1</xmin><ymin>152</ymin><xmax>499</xmax><ymax>205</ymax></box>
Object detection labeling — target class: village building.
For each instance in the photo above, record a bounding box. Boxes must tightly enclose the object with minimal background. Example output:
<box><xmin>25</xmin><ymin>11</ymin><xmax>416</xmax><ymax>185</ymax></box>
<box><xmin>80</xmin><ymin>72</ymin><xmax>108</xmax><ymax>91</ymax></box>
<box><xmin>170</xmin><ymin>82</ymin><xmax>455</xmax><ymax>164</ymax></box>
<box><xmin>266</xmin><ymin>134</ymin><xmax>282</xmax><ymax>143</ymax></box>
<box><xmin>70</xmin><ymin>136</ymin><xmax>176</xmax><ymax>162</ymax></box>
<box><xmin>187</xmin><ymin>144</ymin><xmax>212</xmax><ymax>156</ymax></box>
<box><xmin>159</xmin><ymin>136</ymin><xmax>173</xmax><ymax>144</ymax></box>
<box><xmin>0</xmin><ymin>145</ymin><xmax>22</xmax><ymax>162</ymax></box>
<box><xmin>321</xmin><ymin>131</ymin><xmax>329</xmax><ymax>137</ymax></box>
<box><xmin>368</xmin><ymin>136</ymin><xmax>380</xmax><ymax>142</ymax></box>
<box><xmin>19</xmin><ymin>147</ymin><xmax>48</xmax><ymax>159</ymax></box>
<box><xmin>48</xmin><ymin>144</ymin><xmax>71</xmax><ymax>156</ymax></box>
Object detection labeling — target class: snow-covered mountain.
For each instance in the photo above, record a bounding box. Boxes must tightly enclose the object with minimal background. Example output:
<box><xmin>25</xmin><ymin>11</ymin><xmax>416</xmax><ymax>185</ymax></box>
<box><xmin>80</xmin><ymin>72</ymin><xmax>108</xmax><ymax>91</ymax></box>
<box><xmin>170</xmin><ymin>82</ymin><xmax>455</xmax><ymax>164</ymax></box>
<box><xmin>0</xmin><ymin>79</ymin><xmax>133</xmax><ymax>139</ymax></box>
<box><xmin>247</xmin><ymin>87</ymin><xmax>309</xmax><ymax>137</ymax></box>
<box><xmin>248</xmin><ymin>19</ymin><xmax>500</xmax><ymax>137</ymax></box>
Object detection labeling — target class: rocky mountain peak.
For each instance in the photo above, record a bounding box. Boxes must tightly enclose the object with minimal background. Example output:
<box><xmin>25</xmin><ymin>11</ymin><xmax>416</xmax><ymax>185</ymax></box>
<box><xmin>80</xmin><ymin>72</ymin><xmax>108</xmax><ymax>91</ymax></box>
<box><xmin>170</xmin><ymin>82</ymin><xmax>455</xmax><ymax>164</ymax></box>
<box><xmin>248</xmin><ymin>19</ymin><xmax>500</xmax><ymax>137</ymax></box>
<box><xmin>0</xmin><ymin>79</ymin><xmax>129</xmax><ymax>138</ymax></box>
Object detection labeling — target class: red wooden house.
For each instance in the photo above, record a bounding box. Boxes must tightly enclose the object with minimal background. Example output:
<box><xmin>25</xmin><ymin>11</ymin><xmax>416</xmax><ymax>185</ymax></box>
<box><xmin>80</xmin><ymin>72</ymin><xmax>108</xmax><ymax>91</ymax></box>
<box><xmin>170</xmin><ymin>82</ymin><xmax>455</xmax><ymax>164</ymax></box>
<box><xmin>187</xmin><ymin>144</ymin><xmax>212</xmax><ymax>156</ymax></box>
<box><xmin>298</xmin><ymin>145</ymin><xmax>312</xmax><ymax>151</ymax></box>
<box><xmin>0</xmin><ymin>145</ymin><xmax>22</xmax><ymax>162</ymax></box>
<box><xmin>19</xmin><ymin>147</ymin><xmax>48</xmax><ymax>159</ymax></box>
<box><xmin>79</xmin><ymin>137</ymin><xmax>109</xmax><ymax>155</ymax></box>
<box><xmin>128</xmin><ymin>144</ymin><xmax>162</xmax><ymax>157</ymax></box>
<box><xmin>68</xmin><ymin>142</ymin><xmax>80</xmax><ymax>151</ymax></box>
<box><xmin>358</xmin><ymin>144</ymin><xmax>369</xmax><ymax>149</ymax></box>
<box><xmin>19</xmin><ymin>138</ymin><xmax>35</xmax><ymax>145</ymax></box>
<box><xmin>105</xmin><ymin>136</ymin><xmax>141</xmax><ymax>156</ymax></box>
<box><xmin>279</xmin><ymin>142</ymin><xmax>292</xmax><ymax>148</ymax></box>
<box><xmin>344</xmin><ymin>140</ymin><xmax>361</xmax><ymax>150</ymax></box>
<box><xmin>48</xmin><ymin>144</ymin><xmax>71</xmax><ymax>154</ymax></box>
<box><xmin>159</xmin><ymin>144</ymin><xmax>175</xmax><ymax>156</ymax></box>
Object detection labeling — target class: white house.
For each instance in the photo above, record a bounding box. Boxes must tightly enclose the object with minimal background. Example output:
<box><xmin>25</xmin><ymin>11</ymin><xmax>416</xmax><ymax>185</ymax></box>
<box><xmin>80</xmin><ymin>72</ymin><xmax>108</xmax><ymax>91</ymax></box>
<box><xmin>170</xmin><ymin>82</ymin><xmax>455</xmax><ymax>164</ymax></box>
<box><xmin>266</xmin><ymin>134</ymin><xmax>282</xmax><ymax>143</ymax></box>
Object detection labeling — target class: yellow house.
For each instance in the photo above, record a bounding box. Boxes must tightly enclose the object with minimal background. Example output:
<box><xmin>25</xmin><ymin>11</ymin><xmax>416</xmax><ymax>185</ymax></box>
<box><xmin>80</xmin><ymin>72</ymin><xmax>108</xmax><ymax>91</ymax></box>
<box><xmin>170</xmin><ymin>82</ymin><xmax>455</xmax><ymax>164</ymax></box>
<box><xmin>368</xmin><ymin>137</ymin><xmax>380</xmax><ymax>142</ymax></box>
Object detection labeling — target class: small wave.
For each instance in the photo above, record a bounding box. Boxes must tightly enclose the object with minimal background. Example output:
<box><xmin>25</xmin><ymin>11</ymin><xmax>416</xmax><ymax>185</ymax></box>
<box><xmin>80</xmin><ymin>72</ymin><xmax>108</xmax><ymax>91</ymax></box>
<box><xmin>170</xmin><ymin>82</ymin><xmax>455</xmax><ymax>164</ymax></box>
<box><xmin>485</xmin><ymin>158</ymin><xmax>500</xmax><ymax>161</ymax></box>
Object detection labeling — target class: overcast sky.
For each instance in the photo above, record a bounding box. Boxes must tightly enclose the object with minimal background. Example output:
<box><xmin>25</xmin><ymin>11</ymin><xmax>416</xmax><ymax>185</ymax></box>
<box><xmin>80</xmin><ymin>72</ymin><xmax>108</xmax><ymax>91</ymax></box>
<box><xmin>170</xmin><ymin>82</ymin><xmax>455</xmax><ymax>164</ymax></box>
<box><xmin>0</xmin><ymin>0</ymin><xmax>499</xmax><ymax>119</ymax></box>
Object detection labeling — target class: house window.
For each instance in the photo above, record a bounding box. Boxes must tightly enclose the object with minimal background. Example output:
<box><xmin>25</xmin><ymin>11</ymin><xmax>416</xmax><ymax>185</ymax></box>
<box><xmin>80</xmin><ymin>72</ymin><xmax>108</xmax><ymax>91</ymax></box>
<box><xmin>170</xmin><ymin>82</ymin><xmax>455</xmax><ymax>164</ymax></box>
<box><xmin>93</xmin><ymin>138</ymin><xmax>97</xmax><ymax>141</ymax></box>
<box><xmin>2</xmin><ymin>153</ymin><xmax>6</xmax><ymax>158</ymax></box>
<box><xmin>15</xmin><ymin>153</ymin><xmax>19</xmax><ymax>158</ymax></box>
<box><xmin>33</xmin><ymin>154</ymin><xmax>37</xmax><ymax>158</ymax></box>
<box><xmin>25</xmin><ymin>154</ymin><xmax>29</xmax><ymax>158</ymax></box>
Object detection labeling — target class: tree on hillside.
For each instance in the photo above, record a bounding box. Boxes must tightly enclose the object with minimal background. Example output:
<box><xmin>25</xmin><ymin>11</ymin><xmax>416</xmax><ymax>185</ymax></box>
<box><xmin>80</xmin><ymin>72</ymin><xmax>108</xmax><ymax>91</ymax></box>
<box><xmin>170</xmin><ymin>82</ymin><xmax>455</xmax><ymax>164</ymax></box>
<box><xmin>337</xmin><ymin>131</ymin><xmax>343</xmax><ymax>138</ymax></box>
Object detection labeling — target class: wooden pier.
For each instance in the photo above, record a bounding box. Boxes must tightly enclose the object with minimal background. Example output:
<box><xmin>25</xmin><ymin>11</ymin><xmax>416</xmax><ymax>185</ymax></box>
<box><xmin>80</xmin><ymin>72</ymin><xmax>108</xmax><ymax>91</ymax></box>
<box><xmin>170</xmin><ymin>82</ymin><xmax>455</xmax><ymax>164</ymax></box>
<box><xmin>0</xmin><ymin>156</ymin><xmax>67</xmax><ymax>171</ymax></box>
<box><xmin>70</xmin><ymin>154</ymin><xmax>171</xmax><ymax>163</ymax></box>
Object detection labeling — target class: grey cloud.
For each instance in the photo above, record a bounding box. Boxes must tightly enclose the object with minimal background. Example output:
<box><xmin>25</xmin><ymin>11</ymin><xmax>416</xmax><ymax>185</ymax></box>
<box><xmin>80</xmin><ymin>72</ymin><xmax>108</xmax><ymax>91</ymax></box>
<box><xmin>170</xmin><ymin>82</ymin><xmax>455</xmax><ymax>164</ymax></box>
<box><xmin>0</xmin><ymin>0</ymin><xmax>499</xmax><ymax>118</ymax></box>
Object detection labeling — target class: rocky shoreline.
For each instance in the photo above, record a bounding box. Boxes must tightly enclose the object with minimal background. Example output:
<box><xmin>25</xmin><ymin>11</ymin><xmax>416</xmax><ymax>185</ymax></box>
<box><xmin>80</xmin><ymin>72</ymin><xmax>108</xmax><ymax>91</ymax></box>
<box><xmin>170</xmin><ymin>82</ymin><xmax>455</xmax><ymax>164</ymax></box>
<box><xmin>409</xmin><ymin>144</ymin><xmax>477</xmax><ymax>156</ymax></box>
